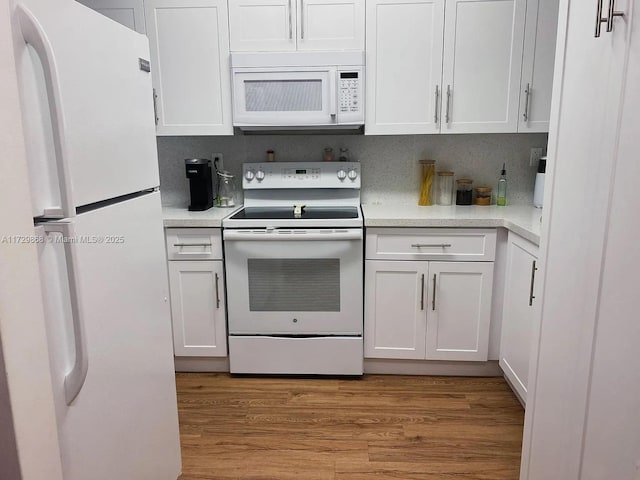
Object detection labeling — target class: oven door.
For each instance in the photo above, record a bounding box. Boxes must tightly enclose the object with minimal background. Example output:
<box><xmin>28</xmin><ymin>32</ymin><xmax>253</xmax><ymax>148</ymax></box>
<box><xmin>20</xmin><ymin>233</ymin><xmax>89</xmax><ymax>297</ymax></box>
<box><xmin>223</xmin><ymin>228</ymin><xmax>363</xmax><ymax>335</ymax></box>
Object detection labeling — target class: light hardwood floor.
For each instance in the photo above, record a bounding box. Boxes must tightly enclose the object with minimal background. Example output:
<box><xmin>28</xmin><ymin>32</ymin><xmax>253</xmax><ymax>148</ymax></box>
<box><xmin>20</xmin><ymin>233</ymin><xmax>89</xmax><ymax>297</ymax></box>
<box><xmin>176</xmin><ymin>374</ymin><xmax>524</xmax><ymax>480</ymax></box>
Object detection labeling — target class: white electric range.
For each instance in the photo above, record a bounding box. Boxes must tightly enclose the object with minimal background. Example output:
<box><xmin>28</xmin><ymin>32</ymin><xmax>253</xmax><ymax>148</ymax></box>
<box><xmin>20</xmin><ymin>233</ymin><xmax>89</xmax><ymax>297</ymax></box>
<box><xmin>223</xmin><ymin>162</ymin><xmax>363</xmax><ymax>375</ymax></box>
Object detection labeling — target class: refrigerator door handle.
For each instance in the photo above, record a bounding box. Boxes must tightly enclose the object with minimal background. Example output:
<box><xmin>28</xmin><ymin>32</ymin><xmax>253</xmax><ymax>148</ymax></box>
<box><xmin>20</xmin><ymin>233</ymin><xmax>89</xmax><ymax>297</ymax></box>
<box><xmin>17</xmin><ymin>5</ymin><xmax>75</xmax><ymax>218</ymax></box>
<box><xmin>42</xmin><ymin>222</ymin><xmax>89</xmax><ymax>404</ymax></box>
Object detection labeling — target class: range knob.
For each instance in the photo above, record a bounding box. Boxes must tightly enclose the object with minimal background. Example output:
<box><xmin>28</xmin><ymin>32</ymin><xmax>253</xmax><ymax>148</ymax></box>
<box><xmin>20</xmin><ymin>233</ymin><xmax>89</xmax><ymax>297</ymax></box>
<box><xmin>244</xmin><ymin>170</ymin><xmax>255</xmax><ymax>181</ymax></box>
<box><xmin>255</xmin><ymin>170</ymin><xmax>265</xmax><ymax>181</ymax></box>
<box><xmin>337</xmin><ymin>169</ymin><xmax>347</xmax><ymax>181</ymax></box>
<box><xmin>348</xmin><ymin>169</ymin><xmax>358</xmax><ymax>180</ymax></box>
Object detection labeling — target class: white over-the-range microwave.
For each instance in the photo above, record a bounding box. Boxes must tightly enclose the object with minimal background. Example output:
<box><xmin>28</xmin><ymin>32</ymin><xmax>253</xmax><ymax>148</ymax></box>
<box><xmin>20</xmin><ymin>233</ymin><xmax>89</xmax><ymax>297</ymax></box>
<box><xmin>230</xmin><ymin>51</ymin><xmax>364</xmax><ymax>131</ymax></box>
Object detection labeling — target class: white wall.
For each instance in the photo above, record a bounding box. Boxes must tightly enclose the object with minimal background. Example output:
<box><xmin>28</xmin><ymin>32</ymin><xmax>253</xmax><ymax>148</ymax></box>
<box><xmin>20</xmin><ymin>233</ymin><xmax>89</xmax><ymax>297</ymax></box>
<box><xmin>0</xmin><ymin>1</ymin><xmax>63</xmax><ymax>478</ymax></box>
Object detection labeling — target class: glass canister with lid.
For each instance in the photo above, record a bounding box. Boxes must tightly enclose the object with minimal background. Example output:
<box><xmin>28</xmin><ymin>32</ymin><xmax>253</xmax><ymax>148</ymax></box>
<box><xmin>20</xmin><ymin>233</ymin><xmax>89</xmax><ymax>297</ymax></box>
<box><xmin>418</xmin><ymin>159</ymin><xmax>436</xmax><ymax>206</ymax></box>
<box><xmin>436</xmin><ymin>171</ymin><xmax>454</xmax><ymax>205</ymax></box>
<box><xmin>474</xmin><ymin>187</ymin><xmax>493</xmax><ymax>205</ymax></box>
<box><xmin>455</xmin><ymin>178</ymin><xmax>473</xmax><ymax>205</ymax></box>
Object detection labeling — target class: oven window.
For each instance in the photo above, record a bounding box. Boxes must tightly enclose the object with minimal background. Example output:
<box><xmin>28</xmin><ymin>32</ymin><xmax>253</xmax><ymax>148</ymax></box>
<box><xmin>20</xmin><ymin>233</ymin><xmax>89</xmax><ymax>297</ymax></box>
<box><xmin>244</xmin><ymin>80</ymin><xmax>323</xmax><ymax>112</ymax></box>
<box><xmin>247</xmin><ymin>259</ymin><xmax>340</xmax><ymax>312</ymax></box>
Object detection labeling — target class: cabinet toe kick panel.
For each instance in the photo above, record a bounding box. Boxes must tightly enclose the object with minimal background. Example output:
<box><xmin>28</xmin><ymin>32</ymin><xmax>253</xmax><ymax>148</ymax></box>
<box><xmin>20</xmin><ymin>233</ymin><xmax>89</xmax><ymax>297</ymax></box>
<box><xmin>229</xmin><ymin>336</ymin><xmax>364</xmax><ymax>375</ymax></box>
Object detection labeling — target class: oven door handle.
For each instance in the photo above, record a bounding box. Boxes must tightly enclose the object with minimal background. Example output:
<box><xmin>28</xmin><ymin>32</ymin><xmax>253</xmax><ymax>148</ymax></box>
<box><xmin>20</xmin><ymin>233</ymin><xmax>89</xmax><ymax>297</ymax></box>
<box><xmin>223</xmin><ymin>229</ymin><xmax>362</xmax><ymax>241</ymax></box>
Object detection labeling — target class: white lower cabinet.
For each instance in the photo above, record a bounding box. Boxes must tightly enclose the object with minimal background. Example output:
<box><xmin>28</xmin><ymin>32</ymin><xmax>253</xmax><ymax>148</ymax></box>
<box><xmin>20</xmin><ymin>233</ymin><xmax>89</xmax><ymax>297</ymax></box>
<box><xmin>499</xmin><ymin>232</ymin><xmax>539</xmax><ymax>403</ymax></box>
<box><xmin>166</xmin><ymin>229</ymin><xmax>227</xmax><ymax>357</ymax></box>
<box><xmin>365</xmin><ymin>229</ymin><xmax>495</xmax><ymax>361</ymax></box>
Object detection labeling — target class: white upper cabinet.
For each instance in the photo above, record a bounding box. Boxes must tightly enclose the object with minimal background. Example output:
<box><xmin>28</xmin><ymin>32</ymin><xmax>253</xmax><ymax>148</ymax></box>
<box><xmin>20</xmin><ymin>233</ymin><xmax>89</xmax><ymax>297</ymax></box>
<box><xmin>229</xmin><ymin>0</ymin><xmax>364</xmax><ymax>51</ymax></box>
<box><xmin>76</xmin><ymin>0</ymin><xmax>146</xmax><ymax>34</ymax></box>
<box><xmin>365</xmin><ymin>0</ymin><xmax>444</xmax><ymax>135</ymax></box>
<box><xmin>229</xmin><ymin>0</ymin><xmax>296</xmax><ymax>52</ymax></box>
<box><xmin>441</xmin><ymin>0</ymin><xmax>526</xmax><ymax>133</ymax></box>
<box><xmin>145</xmin><ymin>0</ymin><xmax>233</xmax><ymax>135</ymax></box>
<box><xmin>518</xmin><ymin>0</ymin><xmax>559</xmax><ymax>132</ymax></box>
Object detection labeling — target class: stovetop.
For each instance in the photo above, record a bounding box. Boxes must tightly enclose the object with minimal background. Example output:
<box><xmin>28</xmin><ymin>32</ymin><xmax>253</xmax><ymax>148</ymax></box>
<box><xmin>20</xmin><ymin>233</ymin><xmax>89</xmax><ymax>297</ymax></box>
<box><xmin>229</xmin><ymin>206</ymin><xmax>360</xmax><ymax>220</ymax></box>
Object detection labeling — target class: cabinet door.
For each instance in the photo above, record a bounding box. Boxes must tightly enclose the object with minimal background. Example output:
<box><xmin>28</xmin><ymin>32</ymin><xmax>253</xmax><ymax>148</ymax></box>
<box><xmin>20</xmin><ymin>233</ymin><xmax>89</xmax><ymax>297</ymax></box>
<box><xmin>365</xmin><ymin>0</ymin><xmax>444</xmax><ymax>135</ymax></box>
<box><xmin>365</xmin><ymin>261</ymin><xmax>428</xmax><ymax>359</ymax></box>
<box><xmin>499</xmin><ymin>234</ymin><xmax>538</xmax><ymax>402</ymax></box>
<box><xmin>426</xmin><ymin>262</ymin><xmax>493</xmax><ymax>361</ymax></box>
<box><xmin>518</xmin><ymin>0</ymin><xmax>558</xmax><ymax>132</ymax></box>
<box><xmin>168</xmin><ymin>260</ymin><xmax>227</xmax><ymax>357</ymax></box>
<box><xmin>145</xmin><ymin>0</ymin><xmax>233</xmax><ymax>135</ymax></box>
<box><xmin>76</xmin><ymin>0</ymin><xmax>146</xmax><ymax>33</ymax></box>
<box><xmin>229</xmin><ymin>0</ymin><xmax>296</xmax><ymax>51</ymax></box>
<box><xmin>441</xmin><ymin>0</ymin><xmax>526</xmax><ymax>133</ymax></box>
<box><xmin>297</xmin><ymin>0</ymin><xmax>364</xmax><ymax>51</ymax></box>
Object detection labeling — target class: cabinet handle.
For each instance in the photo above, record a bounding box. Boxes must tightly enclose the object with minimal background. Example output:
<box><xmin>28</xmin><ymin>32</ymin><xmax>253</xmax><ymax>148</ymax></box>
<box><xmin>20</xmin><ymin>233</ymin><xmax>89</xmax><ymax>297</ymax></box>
<box><xmin>173</xmin><ymin>243</ymin><xmax>212</xmax><ymax>247</ymax></box>
<box><xmin>152</xmin><ymin>88</ymin><xmax>158</xmax><ymax>126</ymax></box>
<box><xmin>411</xmin><ymin>243</ymin><xmax>452</xmax><ymax>248</ymax></box>
<box><xmin>432</xmin><ymin>273</ymin><xmax>437</xmax><ymax>311</ymax></box>
<box><xmin>288</xmin><ymin>0</ymin><xmax>293</xmax><ymax>39</ymax></box>
<box><xmin>445</xmin><ymin>85</ymin><xmax>451</xmax><ymax>124</ymax></box>
<box><xmin>215</xmin><ymin>272</ymin><xmax>220</xmax><ymax>309</ymax></box>
<box><xmin>300</xmin><ymin>0</ymin><xmax>304</xmax><ymax>39</ymax></box>
<box><xmin>606</xmin><ymin>0</ymin><xmax>625</xmax><ymax>32</ymax></box>
<box><xmin>523</xmin><ymin>83</ymin><xmax>531</xmax><ymax>122</ymax></box>
<box><xmin>434</xmin><ymin>85</ymin><xmax>439</xmax><ymax>124</ymax></box>
<box><xmin>420</xmin><ymin>274</ymin><xmax>425</xmax><ymax>310</ymax></box>
<box><xmin>529</xmin><ymin>260</ymin><xmax>538</xmax><ymax>306</ymax></box>
<box><xmin>595</xmin><ymin>0</ymin><xmax>624</xmax><ymax>37</ymax></box>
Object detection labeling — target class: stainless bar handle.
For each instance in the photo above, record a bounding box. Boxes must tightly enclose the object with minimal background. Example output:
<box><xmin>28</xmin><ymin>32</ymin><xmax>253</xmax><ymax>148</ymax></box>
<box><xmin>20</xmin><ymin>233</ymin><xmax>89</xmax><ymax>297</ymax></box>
<box><xmin>411</xmin><ymin>243</ymin><xmax>452</xmax><ymax>248</ymax></box>
<box><xmin>523</xmin><ymin>83</ymin><xmax>531</xmax><ymax>122</ymax></box>
<box><xmin>529</xmin><ymin>260</ymin><xmax>538</xmax><ymax>306</ymax></box>
<box><xmin>153</xmin><ymin>88</ymin><xmax>158</xmax><ymax>126</ymax></box>
<box><xmin>420</xmin><ymin>274</ymin><xmax>425</xmax><ymax>310</ymax></box>
<box><xmin>300</xmin><ymin>0</ymin><xmax>304</xmax><ymax>39</ymax></box>
<box><xmin>432</xmin><ymin>274</ymin><xmax>437</xmax><ymax>311</ymax></box>
<box><xmin>595</xmin><ymin>0</ymin><xmax>605</xmax><ymax>37</ymax></box>
<box><xmin>434</xmin><ymin>85</ymin><xmax>439</xmax><ymax>124</ymax></box>
<box><xmin>445</xmin><ymin>85</ymin><xmax>451</xmax><ymax>124</ymax></box>
<box><xmin>215</xmin><ymin>272</ymin><xmax>220</xmax><ymax>309</ymax></box>
<box><xmin>606</xmin><ymin>0</ymin><xmax>625</xmax><ymax>32</ymax></box>
<box><xmin>288</xmin><ymin>0</ymin><xmax>293</xmax><ymax>39</ymax></box>
<box><xmin>173</xmin><ymin>243</ymin><xmax>212</xmax><ymax>247</ymax></box>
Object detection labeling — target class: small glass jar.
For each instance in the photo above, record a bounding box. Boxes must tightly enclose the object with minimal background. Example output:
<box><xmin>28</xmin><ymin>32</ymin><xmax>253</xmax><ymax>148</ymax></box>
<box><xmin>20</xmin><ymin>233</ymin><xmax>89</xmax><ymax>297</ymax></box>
<box><xmin>475</xmin><ymin>186</ymin><xmax>493</xmax><ymax>205</ymax></box>
<box><xmin>456</xmin><ymin>179</ymin><xmax>473</xmax><ymax>205</ymax></box>
<box><xmin>418</xmin><ymin>160</ymin><xmax>436</xmax><ymax>206</ymax></box>
<box><xmin>338</xmin><ymin>147</ymin><xmax>350</xmax><ymax>162</ymax></box>
<box><xmin>323</xmin><ymin>147</ymin><xmax>334</xmax><ymax>162</ymax></box>
<box><xmin>266</xmin><ymin>149</ymin><xmax>275</xmax><ymax>162</ymax></box>
<box><xmin>436</xmin><ymin>171</ymin><xmax>454</xmax><ymax>205</ymax></box>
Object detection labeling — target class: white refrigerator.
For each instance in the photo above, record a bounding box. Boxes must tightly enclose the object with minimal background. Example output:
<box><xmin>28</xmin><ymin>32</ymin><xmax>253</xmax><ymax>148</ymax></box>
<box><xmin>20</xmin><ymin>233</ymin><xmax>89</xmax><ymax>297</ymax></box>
<box><xmin>12</xmin><ymin>0</ymin><xmax>182</xmax><ymax>478</ymax></box>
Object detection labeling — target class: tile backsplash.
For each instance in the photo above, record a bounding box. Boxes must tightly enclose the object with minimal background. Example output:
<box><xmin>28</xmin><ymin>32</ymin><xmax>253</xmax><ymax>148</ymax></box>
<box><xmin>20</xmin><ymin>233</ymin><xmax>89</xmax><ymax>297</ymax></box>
<box><xmin>157</xmin><ymin>133</ymin><xmax>548</xmax><ymax>207</ymax></box>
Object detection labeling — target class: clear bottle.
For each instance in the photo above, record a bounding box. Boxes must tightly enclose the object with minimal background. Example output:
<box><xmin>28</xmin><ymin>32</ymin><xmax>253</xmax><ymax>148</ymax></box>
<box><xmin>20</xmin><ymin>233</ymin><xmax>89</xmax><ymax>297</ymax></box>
<box><xmin>436</xmin><ymin>171</ymin><xmax>454</xmax><ymax>205</ymax></box>
<box><xmin>323</xmin><ymin>147</ymin><xmax>334</xmax><ymax>162</ymax></box>
<box><xmin>497</xmin><ymin>163</ymin><xmax>507</xmax><ymax>206</ymax></box>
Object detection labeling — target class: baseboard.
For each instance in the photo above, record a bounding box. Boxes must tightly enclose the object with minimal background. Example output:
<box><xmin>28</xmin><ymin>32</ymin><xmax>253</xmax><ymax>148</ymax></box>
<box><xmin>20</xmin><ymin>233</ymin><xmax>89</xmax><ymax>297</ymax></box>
<box><xmin>364</xmin><ymin>359</ymin><xmax>502</xmax><ymax>376</ymax></box>
<box><xmin>174</xmin><ymin>356</ymin><xmax>230</xmax><ymax>372</ymax></box>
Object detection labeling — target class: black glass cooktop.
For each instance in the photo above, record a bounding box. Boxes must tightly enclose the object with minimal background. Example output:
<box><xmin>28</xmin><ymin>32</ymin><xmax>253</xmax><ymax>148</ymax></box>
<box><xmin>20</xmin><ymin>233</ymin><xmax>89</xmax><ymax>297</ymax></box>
<box><xmin>230</xmin><ymin>206</ymin><xmax>360</xmax><ymax>220</ymax></box>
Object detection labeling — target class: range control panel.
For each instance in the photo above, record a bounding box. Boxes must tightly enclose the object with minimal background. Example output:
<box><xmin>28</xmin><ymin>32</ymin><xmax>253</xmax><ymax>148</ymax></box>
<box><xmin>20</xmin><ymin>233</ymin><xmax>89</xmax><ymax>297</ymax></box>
<box><xmin>243</xmin><ymin>162</ymin><xmax>361</xmax><ymax>189</ymax></box>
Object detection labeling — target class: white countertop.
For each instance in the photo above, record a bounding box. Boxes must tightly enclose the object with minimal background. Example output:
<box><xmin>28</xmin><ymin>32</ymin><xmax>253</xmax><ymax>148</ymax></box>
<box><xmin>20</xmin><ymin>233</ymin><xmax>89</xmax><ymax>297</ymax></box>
<box><xmin>362</xmin><ymin>204</ymin><xmax>543</xmax><ymax>245</ymax></box>
<box><xmin>163</xmin><ymin>204</ymin><xmax>543</xmax><ymax>244</ymax></box>
<box><xmin>162</xmin><ymin>205</ymin><xmax>241</xmax><ymax>228</ymax></box>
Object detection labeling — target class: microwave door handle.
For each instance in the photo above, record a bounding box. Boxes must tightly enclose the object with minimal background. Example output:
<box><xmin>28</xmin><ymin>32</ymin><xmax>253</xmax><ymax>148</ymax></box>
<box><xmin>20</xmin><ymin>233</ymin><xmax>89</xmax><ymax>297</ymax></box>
<box><xmin>329</xmin><ymin>70</ymin><xmax>337</xmax><ymax>119</ymax></box>
<box><xmin>17</xmin><ymin>5</ymin><xmax>75</xmax><ymax>218</ymax></box>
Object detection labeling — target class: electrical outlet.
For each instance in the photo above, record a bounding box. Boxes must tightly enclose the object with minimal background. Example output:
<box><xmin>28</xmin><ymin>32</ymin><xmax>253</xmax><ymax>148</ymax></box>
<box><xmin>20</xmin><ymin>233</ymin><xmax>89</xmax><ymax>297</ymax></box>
<box><xmin>212</xmin><ymin>153</ymin><xmax>224</xmax><ymax>172</ymax></box>
<box><xmin>530</xmin><ymin>147</ymin><xmax>544</xmax><ymax>166</ymax></box>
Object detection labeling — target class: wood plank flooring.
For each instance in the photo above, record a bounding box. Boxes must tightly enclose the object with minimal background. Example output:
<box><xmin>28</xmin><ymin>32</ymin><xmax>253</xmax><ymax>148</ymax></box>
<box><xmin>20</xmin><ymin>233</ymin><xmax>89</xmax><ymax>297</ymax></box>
<box><xmin>175</xmin><ymin>374</ymin><xmax>524</xmax><ymax>480</ymax></box>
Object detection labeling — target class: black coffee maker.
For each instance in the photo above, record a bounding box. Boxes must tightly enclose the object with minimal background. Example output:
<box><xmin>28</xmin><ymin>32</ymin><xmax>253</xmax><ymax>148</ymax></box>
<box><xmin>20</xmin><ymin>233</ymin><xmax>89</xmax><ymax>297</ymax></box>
<box><xmin>185</xmin><ymin>158</ymin><xmax>213</xmax><ymax>211</ymax></box>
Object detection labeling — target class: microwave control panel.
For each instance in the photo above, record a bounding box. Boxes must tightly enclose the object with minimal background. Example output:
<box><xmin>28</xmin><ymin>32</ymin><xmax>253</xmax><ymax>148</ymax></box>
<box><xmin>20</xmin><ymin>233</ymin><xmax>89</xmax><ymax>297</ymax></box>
<box><xmin>337</xmin><ymin>68</ymin><xmax>363</xmax><ymax>123</ymax></box>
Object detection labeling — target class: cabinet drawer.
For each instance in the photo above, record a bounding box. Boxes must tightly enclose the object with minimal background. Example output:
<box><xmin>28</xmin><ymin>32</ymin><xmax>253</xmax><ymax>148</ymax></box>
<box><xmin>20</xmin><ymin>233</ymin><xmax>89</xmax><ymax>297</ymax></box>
<box><xmin>166</xmin><ymin>228</ymin><xmax>222</xmax><ymax>260</ymax></box>
<box><xmin>366</xmin><ymin>228</ymin><xmax>496</xmax><ymax>261</ymax></box>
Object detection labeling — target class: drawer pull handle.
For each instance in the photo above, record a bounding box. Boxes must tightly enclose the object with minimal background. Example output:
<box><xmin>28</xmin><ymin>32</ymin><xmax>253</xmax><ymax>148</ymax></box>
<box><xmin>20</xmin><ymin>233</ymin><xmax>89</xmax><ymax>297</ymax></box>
<box><xmin>173</xmin><ymin>243</ymin><xmax>212</xmax><ymax>247</ymax></box>
<box><xmin>411</xmin><ymin>243</ymin><xmax>452</xmax><ymax>248</ymax></box>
